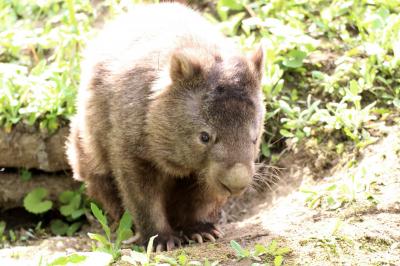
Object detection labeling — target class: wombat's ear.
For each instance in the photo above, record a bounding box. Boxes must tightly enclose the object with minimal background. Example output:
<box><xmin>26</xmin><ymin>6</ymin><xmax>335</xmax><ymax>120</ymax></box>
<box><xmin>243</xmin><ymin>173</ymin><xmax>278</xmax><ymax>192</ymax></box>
<box><xmin>170</xmin><ymin>51</ymin><xmax>202</xmax><ymax>81</ymax></box>
<box><xmin>250</xmin><ymin>45</ymin><xmax>264</xmax><ymax>81</ymax></box>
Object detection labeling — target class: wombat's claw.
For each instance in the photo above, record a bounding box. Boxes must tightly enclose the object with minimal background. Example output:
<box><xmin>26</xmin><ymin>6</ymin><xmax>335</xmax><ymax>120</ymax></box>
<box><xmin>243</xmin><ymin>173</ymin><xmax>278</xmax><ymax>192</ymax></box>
<box><xmin>211</xmin><ymin>227</ymin><xmax>224</xmax><ymax>238</ymax></box>
<box><xmin>123</xmin><ymin>233</ymin><xmax>141</xmax><ymax>244</ymax></box>
<box><xmin>185</xmin><ymin>223</ymin><xmax>224</xmax><ymax>244</ymax></box>
<box><xmin>153</xmin><ymin>235</ymin><xmax>182</xmax><ymax>252</ymax></box>
<box><xmin>190</xmin><ymin>232</ymin><xmax>215</xmax><ymax>243</ymax></box>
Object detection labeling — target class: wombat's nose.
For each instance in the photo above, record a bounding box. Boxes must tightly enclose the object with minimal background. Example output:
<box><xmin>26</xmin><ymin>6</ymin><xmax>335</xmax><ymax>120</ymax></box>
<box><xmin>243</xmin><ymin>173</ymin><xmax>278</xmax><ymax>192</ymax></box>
<box><xmin>219</xmin><ymin>163</ymin><xmax>252</xmax><ymax>195</ymax></box>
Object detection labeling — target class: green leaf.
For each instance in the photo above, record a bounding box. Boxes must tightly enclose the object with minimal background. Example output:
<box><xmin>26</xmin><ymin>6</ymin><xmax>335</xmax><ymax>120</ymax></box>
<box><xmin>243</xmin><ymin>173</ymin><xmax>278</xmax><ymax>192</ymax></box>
<box><xmin>47</xmin><ymin>253</ymin><xmax>87</xmax><ymax>266</ymax></box>
<box><xmin>218</xmin><ymin>0</ymin><xmax>244</xmax><ymax>11</ymax></box>
<box><xmin>274</xmin><ymin>255</ymin><xmax>283</xmax><ymax>266</ymax></box>
<box><xmin>0</xmin><ymin>221</ymin><xmax>6</xmax><ymax>237</ymax></box>
<box><xmin>60</xmin><ymin>194</ymin><xmax>82</xmax><ymax>217</ymax></box>
<box><xmin>349</xmin><ymin>80</ymin><xmax>360</xmax><ymax>95</ymax></box>
<box><xmin>58</xmin><ymin>191</ymin><xmax>74</xmax><ymax>204</ymax></box>
<box><xmin>30</xmin><ymin>60</ymin><xmax>46</xmax><ymax>76</ymax></box>
<box><xmin>116</xmin><ymin>212</ymin><xmax>133</xmax><ymax>242</ymax></box>
<box><xmin>178</xmin><ymin>253</ymin><xmax>188</xmax><ymax>265</ymax></box>
<box><xmin>90</xmin><ymin>203</ymin><xmax>110</xmax><ymax>240</ymax></box>
<box><xmin>331</xmin><ymin>219</ymin><xmax>343</xmax><ymax>236</ymax></box>
<box><xmin>312</xmin><ymin>71</ymin><xmax>325</xmax><ymax>80</ymax></box>
<box><xmin>282</xmin><ymin>50</ymin><xmax>307</xmax><ymax>68</ymax></box>
<box><xmin>60</xmin><ymin>205</ymin><xmax>74</xmax><ymax>217</ymax></box>
<box><xmin>23</xmin><ymin>188</ymin><xmax>53</xmax><ymax>214</ymax></box>
<box><xmin>268</xmin><ymin>240</ymin><xmax>278</xmax><ymax>254</ymax></box>
<box><xmin>9</xmin><ymin>230</ymin><xmax>16</xmax><ymax>242</ymax></box>
<box><xmin>261</xmin><ymin>142</ymin><xmax>271</xmax><ymax>157</ymax></box>
<box><xmin>279</xmin><ymin>129</ymin><xmax>294</xmax><ymax>138</ymax></box>
<box><xmin>20</xmin><ymin>168</ymin><xmax>32</xmax><ymax>181</ymax></box>
<box><xmin>156</xmin><ymin>254</ymin><xmax>178</xmax><ymax>265</ymax></box>
<box><xmin>230</xmin><ymin>240</ymin><xmax>249</xmax><ymax>258</ymax></box>
<box><xmin>343</xmin><ymin>127</ymin><xmax>357</xmax><ymax>141</ymax></box>
<box><xmin>70</xmin><ymin>209</ymin><xmax>85</xmax><ymax>219</ymax></box>
<box><xmin>326</xmin><ymin>196</ymin><xmax>335</xmax><ymax>206</ymax></box>
<box><xmin>50</xmin><ymin>219</ymin><xmax>69</xmax><ymax>236</ymax></box>
<box><xmin>67</xmin><ymin>222</ymin><xmax>83</xmax><ymax>236</ymax></box>
<box><xmin>253</xmin><ymin>244</ymin><xmax>267</xmax><ymax>256</ymax></box>
<box><xmin>116</xmin><ymin>229</ymin><xmax>132</xmax><ymax>250</ymax></box>
<box><xmin>278</xmin><ymin>100</ymin><xmax>293</xmax><ymax>115</ymax></box>
<box><xmin>393</xmin><ymin>98</ymin><xmax>400</xmax><ymax>108</ymax></box>
<box><xmin>88</xmin><ymin>233</ymin><xmax>110</xmax><ymax>247</ymax></box>
<box><xmin>326</xmin><ymin>184</ymin><xmax>337</xmax><ymax>191</ymax></box>
<box><xmin>275</xmin><ymin>246</ymin><xmax>291</xmax><ymax>256</ymax></box>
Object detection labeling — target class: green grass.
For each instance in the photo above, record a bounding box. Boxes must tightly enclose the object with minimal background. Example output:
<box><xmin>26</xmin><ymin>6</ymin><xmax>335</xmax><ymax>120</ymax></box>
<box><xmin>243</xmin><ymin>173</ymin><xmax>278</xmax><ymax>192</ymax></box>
<box><xmin>0</xmin><ymin>0</ymin><xmax>92</xmax><ymax>133</ymax></box>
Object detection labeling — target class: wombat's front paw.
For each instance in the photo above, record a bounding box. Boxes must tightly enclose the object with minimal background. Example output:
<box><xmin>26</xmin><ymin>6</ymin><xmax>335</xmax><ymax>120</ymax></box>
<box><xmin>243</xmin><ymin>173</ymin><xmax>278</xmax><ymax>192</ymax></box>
<box><xmin>147</xmin><ymin>233</ymin><xmax>182</xmax><ymax>252</ymax></box>
<box><xmin>183</xmin><ymin>222</ymin><xmax>224</xmax><ymax>244</ymax></box>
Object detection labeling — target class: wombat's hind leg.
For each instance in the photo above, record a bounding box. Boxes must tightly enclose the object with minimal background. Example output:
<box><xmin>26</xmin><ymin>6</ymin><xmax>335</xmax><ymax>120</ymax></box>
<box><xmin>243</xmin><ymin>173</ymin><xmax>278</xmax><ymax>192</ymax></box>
<box><xmin>86</xmin><ymin>174</ymin><xmax>124</xmax><ymax>223</ymax></box>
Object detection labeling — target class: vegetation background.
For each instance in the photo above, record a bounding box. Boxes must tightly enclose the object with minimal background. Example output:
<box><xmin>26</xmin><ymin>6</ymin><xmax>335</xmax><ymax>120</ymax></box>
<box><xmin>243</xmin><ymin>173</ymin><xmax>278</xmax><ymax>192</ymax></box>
<box><xmin>0</xmin><ymin>0</ymin><xmax>399</xmax><ymax>265</ymax></box>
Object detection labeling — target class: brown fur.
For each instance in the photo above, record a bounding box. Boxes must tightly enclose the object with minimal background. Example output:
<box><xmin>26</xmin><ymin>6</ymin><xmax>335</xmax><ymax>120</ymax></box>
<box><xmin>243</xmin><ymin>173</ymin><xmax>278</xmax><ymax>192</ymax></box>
<box><xmin>66</xmin><ymin>3</ymin><xmax>265</xmax><ymax>248</ymax></box>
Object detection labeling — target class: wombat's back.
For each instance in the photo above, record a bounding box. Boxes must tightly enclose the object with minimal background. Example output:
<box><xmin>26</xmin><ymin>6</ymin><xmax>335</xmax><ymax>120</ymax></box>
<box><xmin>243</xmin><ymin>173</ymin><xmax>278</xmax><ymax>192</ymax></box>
<box><xmin>83</xmin><ymin>3</ymin><xmax>231</xmax><ymax>80</ymax></box>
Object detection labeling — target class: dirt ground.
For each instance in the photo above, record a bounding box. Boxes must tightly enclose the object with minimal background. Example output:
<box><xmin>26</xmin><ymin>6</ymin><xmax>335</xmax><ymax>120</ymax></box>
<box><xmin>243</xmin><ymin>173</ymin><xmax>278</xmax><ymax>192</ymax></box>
<box><xmin>0</xmin><ymin>123</ymin><xmax>399</xmax><ymax>265</ymax></box>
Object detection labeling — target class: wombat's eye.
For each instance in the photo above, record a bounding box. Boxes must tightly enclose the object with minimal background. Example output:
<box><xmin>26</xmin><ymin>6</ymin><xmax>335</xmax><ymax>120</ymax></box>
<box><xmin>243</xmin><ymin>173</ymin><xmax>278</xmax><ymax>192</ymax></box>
<box><xmin>200</xmin><ymin>131</ymin><xmax>210</xmax><ymax>144</ymax></box>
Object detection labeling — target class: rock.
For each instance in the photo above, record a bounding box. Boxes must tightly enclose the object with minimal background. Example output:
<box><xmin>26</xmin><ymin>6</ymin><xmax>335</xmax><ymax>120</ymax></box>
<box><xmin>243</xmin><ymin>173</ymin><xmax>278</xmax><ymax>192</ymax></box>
<box><xmin>0</xmin><ymin>171</ymin><xmax>79</xmax><ymax>209</ymax></box>
<box><xmin>0</xmin><ymin>125</ymin><xmax>70</xmax><ymax>172</ymax></box>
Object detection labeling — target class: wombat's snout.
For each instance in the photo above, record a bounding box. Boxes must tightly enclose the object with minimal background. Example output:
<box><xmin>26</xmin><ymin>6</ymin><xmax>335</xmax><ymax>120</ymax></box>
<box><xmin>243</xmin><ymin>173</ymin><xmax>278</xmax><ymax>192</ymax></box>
<box><xmin>218</xmin><ymin>163</ymin><xmax>253</xmax><ymax>195</ymax></box>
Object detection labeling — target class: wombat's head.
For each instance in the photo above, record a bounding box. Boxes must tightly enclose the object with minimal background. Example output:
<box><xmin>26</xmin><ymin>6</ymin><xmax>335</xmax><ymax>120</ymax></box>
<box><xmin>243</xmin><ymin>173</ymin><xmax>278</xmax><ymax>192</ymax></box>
<box><xmin>147</xmin><ymin>45</ymin><xmax>264</xmax><ymax>197</ymax></box>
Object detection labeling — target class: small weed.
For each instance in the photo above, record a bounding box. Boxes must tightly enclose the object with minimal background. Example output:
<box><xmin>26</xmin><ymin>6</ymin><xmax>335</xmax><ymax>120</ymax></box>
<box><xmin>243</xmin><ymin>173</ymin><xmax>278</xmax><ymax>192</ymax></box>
<box><xmin>230</xmin><ymin>239</ymin><xmax>291</xmax><ymax>266</ymax></box>
<box><xmin>301</xmin><ymin>167</ymin><xmax>379</xmax><ymax>210</ymax></box>
<box><xmin>42</xmin><ymin>252</ymin><xmax>115</xmax><ymax>266</ymax></box>
<box><xmin>22</xmin><ymin>186</ymin><xmax>89</xmax><ymax>236</ymax></box>
<box><xmin>301</xmin><ymin>219</ymin><xmax>353</xmax><ymax>259</ymax></box>
<box><xmin>23</xmin><ymin>187</ymin><xmax>53</xmax><ymax>214</ymax></box>
<box><xmin>88</xmin><ymin>203</ymin><xmax>133</xmax><ymax>260</ymax></box>
<box><xmin>47</xmin><ymin>253</ymin><xmax>87</xmax><ymax>266</ymax></box>
<box><xmin>50</xmin><ymin>186</ymin><xmax>88</xmax><ymax>236</ymax></box>
<box><xmin>313</xmin><ymin>236</ymin><xmax>353</xmax><ymax>258</ymax></box>
<box><xmin>0</xmin><ymin>221</ymin><xmax>6</xmax><ymax>245</ymax></box>
<box><xmin>9</xmin><ymin>229</ymin><xmax>16</xmax><ymax>242</ymax></box>
<box><xmin>19</xmin><ymin>168</ymin><xmax>32</xmax><ymax>182</ymax></box>
<box><xmin>359</xmin><ymin>235</ymin><xmax>393</xmax><ymax>252</ymax></box>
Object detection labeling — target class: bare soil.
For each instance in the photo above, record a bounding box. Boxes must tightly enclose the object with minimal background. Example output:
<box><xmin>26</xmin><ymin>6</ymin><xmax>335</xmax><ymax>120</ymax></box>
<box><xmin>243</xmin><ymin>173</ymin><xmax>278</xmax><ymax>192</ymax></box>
<box><xmin>1</xmin><ymin>123</ymin><xmax>399</xmax><ymax>265</ymax></box>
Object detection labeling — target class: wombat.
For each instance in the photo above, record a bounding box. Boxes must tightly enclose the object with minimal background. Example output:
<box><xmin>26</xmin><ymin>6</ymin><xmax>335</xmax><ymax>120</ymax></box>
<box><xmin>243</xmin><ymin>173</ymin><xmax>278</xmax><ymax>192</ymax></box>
<box><xmin>66</xmin><ymin>3</ymin><xmax>265</xmax><ymax>251</ymax></box>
